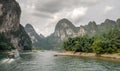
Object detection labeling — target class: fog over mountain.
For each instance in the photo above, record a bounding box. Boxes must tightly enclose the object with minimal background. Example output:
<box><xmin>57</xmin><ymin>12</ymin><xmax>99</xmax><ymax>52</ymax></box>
<box><xmin>16</xmin><ymin>0</ymin><xmax>120</xmax><ymax>37</ymax></box>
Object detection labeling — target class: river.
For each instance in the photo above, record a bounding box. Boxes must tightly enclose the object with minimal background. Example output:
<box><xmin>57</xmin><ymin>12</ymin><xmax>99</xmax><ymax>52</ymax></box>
<box><xmin>0</xmin><ymin>51</ymin><xmax>120</xmax><ymax>71</ymax></box>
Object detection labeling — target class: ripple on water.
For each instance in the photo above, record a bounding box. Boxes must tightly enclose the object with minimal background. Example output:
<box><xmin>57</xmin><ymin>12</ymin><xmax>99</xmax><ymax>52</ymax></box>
<box><xmin>0</xmin><ymin>51</ymin><xmax>120</xmax><ymax>71</ymax></box>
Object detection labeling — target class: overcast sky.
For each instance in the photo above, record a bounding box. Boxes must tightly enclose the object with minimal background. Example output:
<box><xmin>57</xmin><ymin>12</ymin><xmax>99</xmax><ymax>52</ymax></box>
<box><xmin>16</xmin><ymin>0</ymin><xmax>120</xmax><ymax>37</ymax></box>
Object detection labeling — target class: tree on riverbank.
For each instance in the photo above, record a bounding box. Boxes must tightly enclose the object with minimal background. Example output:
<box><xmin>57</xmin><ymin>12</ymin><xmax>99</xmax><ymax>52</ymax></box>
<box><xmin>0</xmin><ymin>33</ymin><xmax>14</xmax><ymax>50</ymax></box>
<box><xmin>62</xmin><ymin>35</ymin><xmax>94</xmax><ymax>53</ymax></box>
<box><xmin>62</xmin><ymin>28</ymin><xmax>120</xmax><ymax>54</ymax></box>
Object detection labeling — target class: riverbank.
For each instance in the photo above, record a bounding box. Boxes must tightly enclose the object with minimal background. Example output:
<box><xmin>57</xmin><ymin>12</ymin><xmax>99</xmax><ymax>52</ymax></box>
<box><xmin>54</xmin><ymin>51</ymin><xmax>120</xmax><ymax>62</ymax></box>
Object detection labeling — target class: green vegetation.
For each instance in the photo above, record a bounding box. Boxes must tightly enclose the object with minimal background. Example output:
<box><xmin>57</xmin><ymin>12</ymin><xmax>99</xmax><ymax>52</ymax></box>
<box><xmin>62</xmin><ymin>35</ymin><xmax>94</xmax><ymax>52</ymax></box>
<box><xmin>62</xmin><ymin>28</ymin><xmax>120</xmax><ymax>54</ymax></box>
<box><xmin>11</xmin><ymin>25</ymin><xmax>32</xmax><ymax>50</ymax></box>
<box><xmin>0</xmin><ymin>33</ymin><xmax>15</xmax><ymax>50</ymax></box>
<box><xmin>0</xmin><ymin>25</ymin><xmax>32</xmax><ymax>51</ymax></box>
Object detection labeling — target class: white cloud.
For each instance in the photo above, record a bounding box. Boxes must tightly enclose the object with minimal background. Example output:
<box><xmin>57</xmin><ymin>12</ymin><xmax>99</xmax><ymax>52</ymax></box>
<box><xmin>104</xmin><ymin>6</ymin><xmax>114</xmax><ymax>13</ymax></box>
<box><xmin>16</xmin><ymin>0</ymin><xmax>120</xmax><ymax>37</ymax></box>
<box><xmin>69</xmin><ymin>7</ymin><xmax>88</xmax><ymax>21</ymax></box>
<box><xmin>41</xmin><ymin>7</ymin><xmax>88</xmax><ymax>36</ymax></box>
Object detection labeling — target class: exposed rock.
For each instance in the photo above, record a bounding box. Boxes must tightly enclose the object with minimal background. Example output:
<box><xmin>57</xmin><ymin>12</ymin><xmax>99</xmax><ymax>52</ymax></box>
<box><xmin>78</xmin><ymin>26</ymin><xmax>86</xmax><ymax>36</ymax></box>
<box><xmin>47</xmin><ymin>18</ymin><xmax>87</xmax><ymax>48</ymax></box>
<box><xmin>53</xmin><ymin>18</ymin><xmax>78</xmax><ymax>41</ymax></box>
<box><xmin>25</xmin><ymin>24</ymin><xmax>38</xmax><ymax>43</ymax></box>
<box><xmin>0</xmin><ymin>0</ymin><xmax>32</xmax><ymax>50</ymax></box>
<box><xmin>25</xmin><ymin>24</ymin><xmax>52</xmax><ymax>50</ymax></box>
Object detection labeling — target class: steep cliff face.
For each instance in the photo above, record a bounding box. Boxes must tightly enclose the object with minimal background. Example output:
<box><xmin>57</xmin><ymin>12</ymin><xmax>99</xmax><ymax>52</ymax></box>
<box><xmin>47</xmin><ymin>18</ymin><xmax>87</xmax><ymax>48</ymax></box>
<box><xmin>25</xmin><ymin>24</ymin><xmax>52</xmax><ymax>50</ymax></box>
<box><xmin>0</xmin><ymin>0</ymin><xmax>32</xmax><ymax>50</ymax></box>
<box><xmin>53</xmin><ymin>18</ymin><xmax>78</xmax><ymax>40</ymax></box>
<box><xmin>0</xmin><ymin>0</ymin><xmax>20</xmax><ymax>32</ymax></box>
<box><xmin>25</xmin><ymin>24</ymin><xmax>38</xmax><ymax>43</ymax></box>
<box><xmin>48</xmin><ymin>19</ymin><xmax>87</xmax><ymax>43</ymax></box>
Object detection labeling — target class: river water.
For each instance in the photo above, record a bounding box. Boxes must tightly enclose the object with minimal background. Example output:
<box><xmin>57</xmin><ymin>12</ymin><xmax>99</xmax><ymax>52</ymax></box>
<box><xmin>0</xmin><ymin>51</ymin><xmax>120</xmax><ymax>71</ymax></box>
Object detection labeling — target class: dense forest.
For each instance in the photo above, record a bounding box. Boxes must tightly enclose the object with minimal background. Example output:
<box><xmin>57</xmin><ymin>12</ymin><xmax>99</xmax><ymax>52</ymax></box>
<box><xmin>62</xmin><ymin>28</ymin><xmax>120</xmax><ymax>54</ymax></box>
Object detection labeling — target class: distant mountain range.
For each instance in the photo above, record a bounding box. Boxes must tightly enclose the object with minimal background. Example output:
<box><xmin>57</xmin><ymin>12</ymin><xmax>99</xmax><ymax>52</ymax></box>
<box><xmin>47</xmin><ymin>18</ymin><xmax>120</xmax><ymax>49</ymax></box>
<box><xmin>25</xmin><ymin>18</ymin><xmax>120</xmax><ymax>49</ymax></box>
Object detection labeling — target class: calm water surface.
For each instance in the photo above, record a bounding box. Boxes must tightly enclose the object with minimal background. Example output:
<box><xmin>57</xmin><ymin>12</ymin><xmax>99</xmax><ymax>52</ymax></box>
<box><xmin>0</xmin><ymin>51</ymin><xmax>120</xmax><ymax>71</ymax></box>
